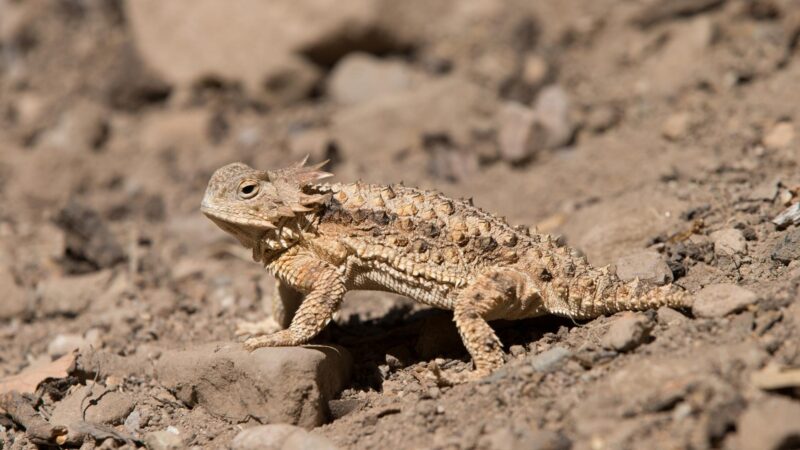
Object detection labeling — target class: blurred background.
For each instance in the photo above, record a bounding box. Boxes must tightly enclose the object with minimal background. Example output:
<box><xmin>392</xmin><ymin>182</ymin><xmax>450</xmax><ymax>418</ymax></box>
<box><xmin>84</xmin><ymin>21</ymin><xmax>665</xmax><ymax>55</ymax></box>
<box><xmin>1</xmin><ymin>0</ymin><xmax>800</xmax><ymax>448</ymax></box>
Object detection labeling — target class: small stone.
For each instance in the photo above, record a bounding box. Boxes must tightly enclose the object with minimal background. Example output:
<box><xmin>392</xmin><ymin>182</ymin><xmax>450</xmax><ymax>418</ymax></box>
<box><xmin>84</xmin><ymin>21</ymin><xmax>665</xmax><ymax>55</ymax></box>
<box><xmin>710</xmin><ymin>228</ymin><xmax>747</xmax><ymax>256</ymax></box>
<box><xmin>615</xmin><ymin>250</ymin><xmax>673</xmax><ymax>285</ymax></box>
<box><xmin>521</xmin><ymin>54</ymin><xmax>549</xmax><ymax>88</ymax></box>
<box><xmin>763</xmin><ymin>121</ymin><xmax>795</xmax><ymax>150</ymax></box>
<box><xmin>532</xmin><ymin>85</ymin><xmax>573</xmax><ymax>149</ymax></box>
<box><xmin>231</xmin><ymin>424</ymin><xmax>299</xmax><ymax>450</ymax></box>
<box><xmin>124</xmin><ymin>410</ymin><xmax>141</xmax><ymax>434</ymax></box>
<box><xmin>47</xmin><ymin>334</ymin><xmax>86</xmax><ymax>358</ymax></box>
<box><xmin>771</xmin><ymin>228</ymin><xmax>800</xmax><ymax>264</ymax></box>
<box><xmin>773</xmin><ymin>203</ymin><xmax>800</xmax><ymax>228</ymax></box>
<box><xmin>736</xmin><ymin>397</ymin><xmax>800</xmax><ymax>450</ymax></box>
<box><xmin>586</xmin><ymin>105</ymin><xmax>619</xmax><ymax>133</ymax></box>
<box><xmin>662</xmin><ymin>112</ymin><xmax>692</xmax><ymax>140</ymax></box>
<box><xmin>601</xmin><ymin>312</ymin><xmax>653</xmax><ymax>352</ymax></box>
<box><xmin>509</xmin><ymin>345</ymin><xmax>526</xmax><ymax>357</ymax></box>
<box><xmin>327</xmin><ymin>53</ymin><xmax>420</xmax><ymax>106</ymax></box>
<box><xmin>144</xmin><ymin>430</ymin><xmax>183</xmax><ymax>450</ymax></box>
<box><xmin>657</xmin><ymin>307</ymin><xmax>687</xmax><ymax>325</ymax></box>
<box><xmin>497</xmin><ymin>102</ymin><xmax>545</xmax><ymax>164</ymax></box>
<box><xmin>530</xmin><ymin>346</ymin><xmax>571</xmax><ymax>373</ymax></box>
<box><xmin>282</xmin><ymin>431</ymin><xmax>339</xmax><ymax>450</ymax></box>
<box><xmin>692</xmin><ymin>284</ymin><xmax>758</xmax><ymax>318</ymax></box>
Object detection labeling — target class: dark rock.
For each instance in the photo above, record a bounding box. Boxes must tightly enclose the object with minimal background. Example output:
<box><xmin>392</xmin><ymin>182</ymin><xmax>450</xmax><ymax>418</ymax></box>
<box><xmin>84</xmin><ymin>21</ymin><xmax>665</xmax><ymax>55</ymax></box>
<box><xmin>55</xmin><ymin>201</ymin><xmax>125</xmax><ymax>273</ymax></box>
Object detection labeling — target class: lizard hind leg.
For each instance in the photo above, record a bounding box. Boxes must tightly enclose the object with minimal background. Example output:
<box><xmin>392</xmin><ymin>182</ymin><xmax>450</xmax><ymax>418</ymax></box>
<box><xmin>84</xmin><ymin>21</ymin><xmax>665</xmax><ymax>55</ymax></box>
<box><xmin>444</xmin><ymin>268</ymin><xmax>528</xmax><ymax>384</ymax></box>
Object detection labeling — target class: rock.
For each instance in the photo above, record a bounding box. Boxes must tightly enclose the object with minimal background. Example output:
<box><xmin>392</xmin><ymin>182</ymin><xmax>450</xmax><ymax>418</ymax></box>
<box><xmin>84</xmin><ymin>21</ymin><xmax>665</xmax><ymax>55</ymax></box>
<box><xmin>332</xmin><ymin>76</ymin><xmax>498</xmax><ymax>161</ymax></box>
<box><xmin>615</xmin><ymin>251</ymin><xmax>674</xmax><ymax>285</ymax></box>
<box><xmin>601</xmin><ymin>312</ymin><xmax>654</xmax><ymax>352</ymax></box>
<box><xmin>154</xmin><ymin>342</ymin><xmax>352</xmax><ymax>428</ymax></box>
<box><xmin>47</xmin><ymin>334</ymin><xmax>86</xmax><ymax>358</ymax></box>
<box><xmin>144</xmin><ymin>430</ymin><xmax>183</xmax><ymax>450</ymax></box>
<box><xmin>283</xmin><ymin>431</ymin><xmax>339</xmax><ymax>450</ymax></box>
<box><xmin>657</xmin><ymin>307</ymin><xmax>688</xmax><ymax>325</ymax></box>
<box><xmin>532</xmin><ymin>85</ymin><xmax>573</xmax><ymax>149</ymax></box>
<box><xmin>763</xmin><ymin>121</ymin><xmax>795</xmax><ymax>150</ymax></box>
<box><xmin>772</xmin><ymin>203</ymin><xmax>800</xmax><ymax>228</ymax></box>
<box><xmin>771</xmin><ymin>228</ymin><xmax>800</xmax><ymax>264</ymax></box>
<box><xmin>51</xmin><ymin>385</ymin><xmax>136</xmax><ymax>428</ymax></box>
<box><xmin>55</xmin><ymin>201</ymin><xmax>125</xmax><ymax>273</ymax></box>
<box><xmin>661</xmin><ymin>112</ymin><xmax>692</xmax><ymax>140</ymax></box>
<box><xmin>125</xmin><ymin>0</ymin><xmax>388</xmax><ymax>103</ymax></box>
<box><xmin>692</xmin><ymin>284</ymin><xmax>758</xmax><ymax>318</ymax></box>
<box><xmin>415</xmin><ymin>313</ymin><xmax>464</xmax><ymax>360</ymax></box>
<box><xmin>0</xmin><ymin>267</ymin><xmax>28</xmax><ymax>320</ymax></box>
<box><xmin>36</xmin><ymin>270</ymin><xmax>114</xmax><ymax>317</ymax></box>
<box><xmin>586</xmin><ymin>105</ymin><xmax>619</xmax><ymax>133</ymax></box>
<box><xmin>710</xmin><ymin>228</ymin><xmax>747</xmax><ymax>256</ymax></box>
<box><xmin>529</xmin><ymin>346</ymin><xmax>571</xmax><ymax>373</ymax></box>
<box><xmin>497</xmin><ymin>102</ymin><xmax>546</xmax><ymax>164</ymax></box>
<box><xmin>231</xmin><ymin>424</ymin><xmax>338</xmax><ymax>450</ymax></box>
<box><xmin>736</xmin><ymin>397</ymin><xmax>800</xmax><ymax>450</ymax></box>
<box><xmin>326</xmin><ymin>53</ymin><xmax>420</xmax><ymax>106</ymax></box>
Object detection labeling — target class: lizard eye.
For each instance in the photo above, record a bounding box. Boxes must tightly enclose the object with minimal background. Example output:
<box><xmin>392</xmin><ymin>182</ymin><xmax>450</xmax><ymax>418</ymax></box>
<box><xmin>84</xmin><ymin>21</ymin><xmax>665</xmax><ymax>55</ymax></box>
<box><xmin>238</xmin><ymin>181</ymin><xmax>260</xmax><ymax>199</ymax></box>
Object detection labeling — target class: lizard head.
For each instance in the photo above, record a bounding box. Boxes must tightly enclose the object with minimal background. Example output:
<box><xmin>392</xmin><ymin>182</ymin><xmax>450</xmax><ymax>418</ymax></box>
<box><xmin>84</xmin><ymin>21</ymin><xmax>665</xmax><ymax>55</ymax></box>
<box><xmin>201</xmin><ymin>157</ymin><xmax>332</xmax><ymax>249</ymax></box>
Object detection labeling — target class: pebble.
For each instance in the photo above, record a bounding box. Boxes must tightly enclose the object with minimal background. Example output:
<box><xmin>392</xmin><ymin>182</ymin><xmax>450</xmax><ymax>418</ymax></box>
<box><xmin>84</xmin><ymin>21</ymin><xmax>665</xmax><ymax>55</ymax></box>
<box><xmin>47</xmin><ymin>333</ymin><xmax>87</xmax><ymax>358</ymax></box>
<box><xmin>615</xmin><ymin>250</ymin><xmax>673</xmax><ymax>285</ymax></box>
<box><xmin>710</xmin><ymin>228</ymin><xmax>747</xmax><ymax>256</ymax></box>
<box><xmin>661</xmin><ymin>112</ymin><xmax>692</xmax><ymax>140</ymax></box>
<box><xmin>736</xmin><ymin>397</ymin><xmax>800</xmax><ymax>450</ymax></box>
<box><xmin>771</xmin><ymin>228</ymin><xmax>800</xmax><ymax>264</ymax></box>
<box><xmin>763</xmin><ymin>121</ymin><xmax>795</xmax><ymax>149</ymax></box>
<box><xmin>601</xmin><ymin>312</ymin><xmax>653</xmax><ymax>352</ymax></box>
<box><xmin>529</xmin><ymin>346</ymin><xmax>571</xmax><ymax>373</ymax></box>
<box><xmin>498</xmin><ymin>102</ymin><xmax>545</xmax><ymax>164</ymax></box>
<box><xmin>522</xmin><ymin>54</ymin><xmax>550</xmax><ymax>88</ymax></box>
<box><xmin>532</xmin><ymin>85</ymin><xmax>574</xmax><ymax>149</ymax></box>
<box><xmin>327</xmin><ymin>53</ymin><xmax>419</xmax><ymax>105</ymax></box>
<box><xmin>692</xmin><ymin>284</ymin><xmax>758</xmax><ymax>318</ymax></box>
<box><xmin>657</xmin><ymin>306</ymin><xmax>688</xmax><ymax>325</ymax></box>
<box><xmin>144</xmin><ymin>430</ymin><xmax>183</xmax><ymax>450</ymax></box>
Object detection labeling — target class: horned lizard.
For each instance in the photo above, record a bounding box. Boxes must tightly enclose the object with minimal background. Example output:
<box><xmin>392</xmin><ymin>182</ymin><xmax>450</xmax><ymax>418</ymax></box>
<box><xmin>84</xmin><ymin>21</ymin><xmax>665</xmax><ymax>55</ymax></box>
<box><xmin>201</xmin><ymin>158</ymin><xmax>691</xmax><ymax>382</ymax></box>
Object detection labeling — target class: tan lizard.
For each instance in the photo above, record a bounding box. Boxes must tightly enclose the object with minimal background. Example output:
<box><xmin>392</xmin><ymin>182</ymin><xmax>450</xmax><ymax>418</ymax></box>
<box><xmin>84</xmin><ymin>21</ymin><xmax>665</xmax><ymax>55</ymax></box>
<box><xmin>201</xmin><ymin>158</ymin><xmax>691</xmax><ymax>382</ymax></box>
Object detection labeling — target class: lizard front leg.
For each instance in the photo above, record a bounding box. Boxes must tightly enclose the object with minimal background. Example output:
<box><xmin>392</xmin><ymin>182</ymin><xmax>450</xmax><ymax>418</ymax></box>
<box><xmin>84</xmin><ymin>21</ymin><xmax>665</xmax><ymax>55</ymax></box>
<box><xmin>244</xmin><ymin>254</ymin><xmax>345</xmax><ymax>349</ymax></box>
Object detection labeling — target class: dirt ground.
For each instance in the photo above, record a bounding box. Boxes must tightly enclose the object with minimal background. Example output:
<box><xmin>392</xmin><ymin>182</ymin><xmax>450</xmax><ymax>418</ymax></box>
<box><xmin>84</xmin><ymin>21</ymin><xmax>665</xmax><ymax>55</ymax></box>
<box><xmin>1</xmin><ymin>0</ymin><xmax>800</xmax><ymax>449</ymax></box>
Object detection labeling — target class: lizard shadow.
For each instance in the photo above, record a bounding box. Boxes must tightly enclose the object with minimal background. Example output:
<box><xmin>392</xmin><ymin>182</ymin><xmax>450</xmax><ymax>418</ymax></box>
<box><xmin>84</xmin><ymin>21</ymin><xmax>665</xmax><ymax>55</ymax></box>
<box><xmin>324</xmin><ymin>302</ymin><xmax>579</xmax><ymax>391</ymax></box>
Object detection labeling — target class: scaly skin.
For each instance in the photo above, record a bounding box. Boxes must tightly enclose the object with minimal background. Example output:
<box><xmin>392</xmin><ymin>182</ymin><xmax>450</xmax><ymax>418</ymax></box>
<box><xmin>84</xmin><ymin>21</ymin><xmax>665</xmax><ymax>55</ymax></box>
<box><xmin>201</xmin><ymin>159</ymin><xmax>691</xmax><ymax>382</ymax></box>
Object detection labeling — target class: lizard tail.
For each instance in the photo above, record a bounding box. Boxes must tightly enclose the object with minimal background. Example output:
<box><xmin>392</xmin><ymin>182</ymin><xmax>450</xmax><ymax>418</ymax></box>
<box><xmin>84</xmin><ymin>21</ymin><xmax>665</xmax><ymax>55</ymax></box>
<box><xmin>588</xmin><ymin>277</ymin><xmax>692</xmax><ymax>317</ymax></box>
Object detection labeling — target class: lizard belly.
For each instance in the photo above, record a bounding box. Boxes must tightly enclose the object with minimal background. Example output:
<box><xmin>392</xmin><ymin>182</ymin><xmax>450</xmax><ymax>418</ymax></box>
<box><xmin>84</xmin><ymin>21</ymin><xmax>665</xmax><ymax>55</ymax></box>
<box><xmin>350</xmin><ymin>266</ymin><xmax>455</xmax><ymax>310</ymax></box>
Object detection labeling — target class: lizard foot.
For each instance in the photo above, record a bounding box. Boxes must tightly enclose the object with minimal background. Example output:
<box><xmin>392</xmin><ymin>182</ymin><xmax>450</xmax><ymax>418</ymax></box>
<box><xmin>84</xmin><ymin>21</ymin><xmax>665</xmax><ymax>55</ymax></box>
<box><xmin>235</xmin><ymin>317</ymin><xmax>282</xmax><ymax>338</ymax></box>
<box><xmin>243</xmin><ymin>330</ymin><xmax>298</xmax><ymax>350</ymax></box>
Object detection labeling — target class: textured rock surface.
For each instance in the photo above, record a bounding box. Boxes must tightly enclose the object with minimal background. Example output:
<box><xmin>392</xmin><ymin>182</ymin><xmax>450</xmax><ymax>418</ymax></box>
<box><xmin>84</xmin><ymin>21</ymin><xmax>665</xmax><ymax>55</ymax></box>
<box><xmin>154</xmin><ymin>343</ymin><xmax>352</xmax><ymax>428</ymax></box>
<box><xmin>692</xmin><ymin>284</ymin><xmax>758</xmax><ymax>318</ymax></box>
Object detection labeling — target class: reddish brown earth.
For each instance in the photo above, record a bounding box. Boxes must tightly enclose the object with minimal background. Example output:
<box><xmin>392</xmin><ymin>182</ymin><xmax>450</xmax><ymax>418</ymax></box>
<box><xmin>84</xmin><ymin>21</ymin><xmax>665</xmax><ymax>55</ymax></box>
<box><xmin>1</xmin><ymin>1</ymin><xmax>800</xmax><ymax>449</ymax></box>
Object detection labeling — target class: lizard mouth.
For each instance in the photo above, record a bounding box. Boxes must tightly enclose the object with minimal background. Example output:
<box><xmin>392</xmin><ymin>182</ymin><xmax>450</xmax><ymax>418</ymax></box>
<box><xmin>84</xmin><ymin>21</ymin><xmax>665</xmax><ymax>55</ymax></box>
<box><xmin>200</xmin><ymin>203</ymin><xmax>278</xmax><ymax>230</ymax></box>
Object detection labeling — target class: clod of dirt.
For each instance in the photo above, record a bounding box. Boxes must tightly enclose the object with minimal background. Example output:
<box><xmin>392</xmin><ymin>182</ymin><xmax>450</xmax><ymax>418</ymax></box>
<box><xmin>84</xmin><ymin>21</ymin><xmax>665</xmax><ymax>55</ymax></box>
<box><xmin>154</xmin><ymin>343</ymin><xmax>352</xmax><ymax>428</ymax></box>
<box><xmin>657</xmin><ymin>306</ymin><xmax>689</xmax><ymax>326</ymax></box>
<box><xmin>497</xmin><ymin>102</ymin><xmax>546</xmax><ymax>164</ymax></box>
<box><xmin>144</xmin><ymin>429</ymin><xmax>183</xmax><ymax>450</ymax></box>
<box><xmin>55</xmin><ymin>202</ymin><xmax>125</xmax><ymax>273</ymax></box>
<box><xmin>735</xmin><ymin>396</ymin><xmax>800</xmax><ymax>450</ymax></box>
<box><xmin>326</xmin><ymin>53</ymin><xmax>421</xmax><ymax>106</ymax></box>
<box><xmin>661</xmin><ymin>112</ymin><xmax>692</xmax><ymax>141</ymax></box>
<box><xmin>692</xmin><ymin>284</ymin><xmax>758</xmax><ymax>318</ymax></box>
<box><xmin>601</xmin><ymin>312</ymin><xmax>654</xmax><ymax>352</ymax></box>
<box><xmin>46</xmin><ymin>334</ymin><xmax>86</xmax><ymax>359</ymax></box>
<box><xmin>771</xmin><ymin>228</ymin><xmax>800</xmax><ymax>264</ymax></box>
<box><xmin>529</xmin><ymin>346</ymin><xmax>571</xmax><ymax>373</ymax></box>
<box><xmin>532</xmin><ymin>85</ymin><xmax>573</xmax><ymax>149</ymax></box>
<box><xmin>35</xmin><ymin>270</ymin><xmax>113</xmax><ymax>317</ymax></box>
<box><xmin>0</xmin><ymin>267</ymin><xmax>29</xmax><ymax>320</ymax></box>
<box><xmin>232</xmin><ymin>424</ymin><xmax>338</xmax><ymax>450</ymax></box>
<box><xmin>710</xmin><ymin>228</ymin><xmax>748</xmax><ymax>256</ymax></box>
<box><xmin>615</xmin><ymin>250</ymin><xmax>673</xmax><ymax>285</ymax></box>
